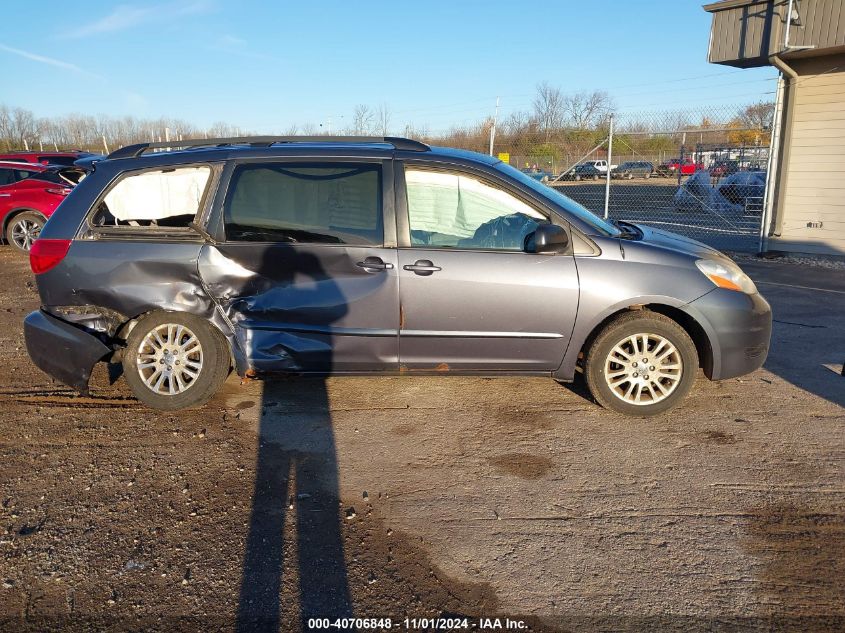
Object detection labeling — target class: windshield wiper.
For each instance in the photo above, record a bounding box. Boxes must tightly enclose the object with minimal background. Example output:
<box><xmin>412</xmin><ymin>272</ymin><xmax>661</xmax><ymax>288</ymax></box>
<box><xmin>612</xmin><ymin>220</ymin><xmax>641</xmax><ymax>240</ymax></box>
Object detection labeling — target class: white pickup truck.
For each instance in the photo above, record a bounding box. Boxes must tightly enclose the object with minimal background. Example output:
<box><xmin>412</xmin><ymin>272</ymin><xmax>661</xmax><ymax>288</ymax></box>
<box><xmin>584</xmin><ymin>160</ymin><xmax>617</xmax><ymax>173</ymax></box>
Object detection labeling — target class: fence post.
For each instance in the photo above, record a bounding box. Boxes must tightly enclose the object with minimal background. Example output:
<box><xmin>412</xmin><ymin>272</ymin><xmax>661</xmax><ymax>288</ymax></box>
<box><xmin>488</xmin><ymin>96</ymin><xmax>499</xmax><ymax>156</ymax></box>
<box><xmin>760</xmin><ymin>74</ymin><xmax>785</xmax><ymax>253</ymax></box>
<box><xmin>604</xmin><ymin>114</ymin><xmax>614</xmax><ymax>220</ymax></box>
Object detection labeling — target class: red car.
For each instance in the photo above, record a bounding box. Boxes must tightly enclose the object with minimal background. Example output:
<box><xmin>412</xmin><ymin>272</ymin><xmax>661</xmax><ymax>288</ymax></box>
<box><xmin>0</xmin><ymin>150</ymin><xmax>97</xmax><ymax>167</ymax></box>
<box><xmin>0</xmin><ymin>161</ymin><xmax>73</xmax><ymax>252</ymax></box>
<box><xmin>657</xmin><ymin>158</ymin><xmax>703</xmax><ymax>177</ymax></box>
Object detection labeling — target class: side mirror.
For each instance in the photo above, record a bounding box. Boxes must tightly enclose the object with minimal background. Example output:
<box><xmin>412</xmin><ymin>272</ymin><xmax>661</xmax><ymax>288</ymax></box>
<box><xmin>527</xmin><ymin>223</ymin><xmax>569</xmax><ymax>254</ymax></box>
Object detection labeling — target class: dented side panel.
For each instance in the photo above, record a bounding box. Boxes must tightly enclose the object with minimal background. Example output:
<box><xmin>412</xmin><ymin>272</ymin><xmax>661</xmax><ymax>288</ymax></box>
<box><xmin>35</xmin><ymin>239</ymin><xmax>245</xmax><ymax>371</ymax></box>
<box><xmin>198</xmin><ymin>244</ymin><xmax>400</xmax><ymax>373</ymax></box>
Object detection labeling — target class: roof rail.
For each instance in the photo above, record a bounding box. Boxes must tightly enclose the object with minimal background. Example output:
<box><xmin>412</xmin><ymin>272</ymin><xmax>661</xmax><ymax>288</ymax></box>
<box><xmin>107</xmin><ymin>135</ymin><xmax>430</xmax><ymax>159</ymax></box>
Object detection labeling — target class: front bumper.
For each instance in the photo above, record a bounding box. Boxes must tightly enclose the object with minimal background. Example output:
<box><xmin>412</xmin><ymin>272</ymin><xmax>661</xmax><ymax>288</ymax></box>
<box><xmin>24</xmin><ymin>310</ymin><xmax>112</xmax><ymax>393</ymax></box>
<box><xmin>685</xmin><ymin>289</ymin><xmax>772</xmax><ymax>380</ymax></box>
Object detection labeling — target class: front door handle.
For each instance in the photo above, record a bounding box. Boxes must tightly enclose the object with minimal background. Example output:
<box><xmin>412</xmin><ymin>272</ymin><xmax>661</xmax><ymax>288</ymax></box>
<box><xmin>356</xmin><ymin>256</ymin><xmax>394</xmax><ymax>271</ymax></box>
<box><xmin>0</xmin><ymin>194</ymin><xmax>10</xmax><ymax>197</ymax></box>
<box><xmin>403</xmin><ymin>259</ymin><xmax>442</xmax><ymax>276</ymax></box>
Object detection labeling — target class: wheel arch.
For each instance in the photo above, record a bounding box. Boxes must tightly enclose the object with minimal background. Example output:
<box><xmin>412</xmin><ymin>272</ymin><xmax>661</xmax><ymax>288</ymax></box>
<box><xmin>2</xmin><ymin>207</ymin><xmax>47</xmax><ymax>243</ymax></box>
<box><xmin>557</xmin><ymin>302</ymin><xmax>716</xmax><ymax>381</ymax></box>
<box><xmin>114</xmin><ymin>308</ymin><xmax>239</xmax><ymax>373</ymax></box>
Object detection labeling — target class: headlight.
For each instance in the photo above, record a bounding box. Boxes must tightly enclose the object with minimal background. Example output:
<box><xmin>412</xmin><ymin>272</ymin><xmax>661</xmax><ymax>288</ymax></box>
<box><xmin>695</xmin><ymin>258</ymin><xmax>757</xmax><ymax>294</ymax></box>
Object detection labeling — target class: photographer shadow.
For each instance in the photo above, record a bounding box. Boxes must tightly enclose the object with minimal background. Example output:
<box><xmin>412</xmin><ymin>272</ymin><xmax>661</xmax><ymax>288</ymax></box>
<box><xmin>235</xmin><ymin>247</ymin><xmax>352</xmax><ymax>631</ymax></box>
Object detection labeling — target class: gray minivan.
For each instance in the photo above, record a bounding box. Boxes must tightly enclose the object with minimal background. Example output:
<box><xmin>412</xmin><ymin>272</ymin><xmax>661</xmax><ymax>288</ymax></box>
<box><xmin>24</xmin><ymin>137</ymin><xmax>771</xmax><ymax>416</ymax></box>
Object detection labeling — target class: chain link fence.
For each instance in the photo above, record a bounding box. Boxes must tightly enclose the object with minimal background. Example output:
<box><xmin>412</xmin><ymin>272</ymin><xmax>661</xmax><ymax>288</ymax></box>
<box><xmin>427</xmin><ymin>103</ymin><xmax>773</xmax><ymax>253</ymax></box>
<box><xmin>1</xmin><ymin>101</ymin><xmax>774</xmax><ymax>253</ymax></box>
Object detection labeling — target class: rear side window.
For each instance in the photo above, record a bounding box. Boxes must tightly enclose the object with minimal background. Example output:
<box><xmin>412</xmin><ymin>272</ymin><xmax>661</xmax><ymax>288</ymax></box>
<box><xmin>14</xmin><ymin>169</ymin><xmax>38</xmax><ymax>181</ymax></box>
<box><xmin>38</xmin><ymin>156</ymin><xmax>77</xmax><ymax>166</ymax></box>
<box><xmin>224</xmin><ymin>163</ymin><xmax>382</xmax><ymax>245</ymax></box>
<box><xmin>93</xmin><ymin>166</ymin><xmax>211</xmax><ymax>228</ymax></box>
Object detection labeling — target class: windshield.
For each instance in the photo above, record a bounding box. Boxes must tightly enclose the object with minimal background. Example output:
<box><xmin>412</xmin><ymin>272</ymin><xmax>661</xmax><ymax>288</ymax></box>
<box><xmin>496</xmin><ymin>162</ymin><xmax>620</xmax><ymax>237</ymax></box>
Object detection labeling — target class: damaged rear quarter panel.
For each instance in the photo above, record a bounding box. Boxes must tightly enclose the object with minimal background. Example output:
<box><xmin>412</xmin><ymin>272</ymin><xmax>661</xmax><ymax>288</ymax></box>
<box><xmin>36</xmin><ymin>239</ymin><xmax>243</xmax><ymax>368</ymax></box>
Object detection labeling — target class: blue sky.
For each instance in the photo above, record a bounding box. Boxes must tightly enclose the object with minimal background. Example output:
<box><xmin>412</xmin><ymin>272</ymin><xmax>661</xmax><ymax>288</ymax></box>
<box><xmin>1</xmin><ymin>0</ymin><xmax>776</xmax><ymax>133</ymax></box>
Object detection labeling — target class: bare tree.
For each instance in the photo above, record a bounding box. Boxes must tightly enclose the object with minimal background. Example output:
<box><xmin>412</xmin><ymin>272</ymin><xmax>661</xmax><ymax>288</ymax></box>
<box><xmin>738</xmin><ymin>101</ymin><xmax>775</xmax><ymax>130</ymax></box>
<box><xmin>376</xmin><ymin>103</ymin><xmax>391</xmax><ymax>136</ymax></box>
<box><xmin>533</xmin><ymin>82</ymin><xmax>565</xmax><ymax>140</ymax></box>
<box><xmin>563</xmin><ymin>90</ymin><xmax>614</xmax><ymax>130</ymax></box>
<box><xmin>502</xmin><ymin>110</ymin><xmax>535</xmax><ymax>136</ymax></box>
<box><xmin>352</xmin><ymin>104</ymin><xmax>374</xmax><ymax>135</ymax></box>
<box><xmin>0</xmin><ymin>105</ymin><xmax>13</xmax><ymax>150</ymax></box>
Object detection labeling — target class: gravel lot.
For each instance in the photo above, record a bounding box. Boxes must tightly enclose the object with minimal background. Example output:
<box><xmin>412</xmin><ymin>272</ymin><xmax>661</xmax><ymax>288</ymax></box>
<box><xmin>0</xmin><ymin>246</ymin><xmax>843</xmax><ymax>632</ymax></box>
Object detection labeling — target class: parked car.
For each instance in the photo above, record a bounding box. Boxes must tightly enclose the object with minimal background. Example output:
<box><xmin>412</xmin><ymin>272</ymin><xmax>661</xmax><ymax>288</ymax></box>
<box><xmin>672</xmin><ymin>170</ymin><xmax>766</xmax><ymax>215</ymax></box>
<box><xmin>566</xmin><ymin>163</ymin><xmax>605</xmax><ymax>181</ymax></box>
<box><xmin>709</xmin><ymin>159</ymin><xmax>740</xmax><ymax>178</ymax></box>
<box><xmin>24</xmin><ymin>136</ymin><xmax>771</xmax><ymax>417</ymax></box>
<box><xmin>656</xmin><ymin>158</ymin><xmax>703</xmax><ymax>177</ymax></box>
<box><xmin>0</xmin><ymin>161</ymin><xmax>73</xmax><ymax>252</ymax></box>
<box><xmin>612</xmin><ymin>161</ymin><xmax>654</xmax><ymax>179</ymax></box>
<box><xmin>0</xmin><ymin>151</ymin><xmax>100</xmax><ymax>167</ymax></box>
<box><xmin>584</xmin><ymin>159</ymin><xmax>616</xmax><ymax>173</ymax></box>
<box><xmin>717</xmin><ymin>171</ymin><xmax>766</xmax><ymax>206</ymax></box>
<box><xmin>520</xmin><ymin>167</ymin><xmax>552</xmax><ymax>182</ymax></box>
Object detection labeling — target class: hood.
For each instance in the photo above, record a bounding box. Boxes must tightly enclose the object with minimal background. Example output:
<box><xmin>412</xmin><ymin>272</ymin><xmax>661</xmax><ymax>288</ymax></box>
<box><xmin>631</xmin><ymin>223</ymin><xmax>724</xmax><ymax>259</ymax></box>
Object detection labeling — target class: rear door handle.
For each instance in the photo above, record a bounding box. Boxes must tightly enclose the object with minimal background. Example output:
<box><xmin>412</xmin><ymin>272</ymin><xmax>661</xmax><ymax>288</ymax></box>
<box><xmin>0</xmin><ymin>194</ymin><xmax>10</xmax><ymax>197</ymax></box>
<box><xmin>356</xmin><ymin>256</ymin><xmax>394</xmax><ymax>271</ymax></box>
<box><xmin>403</xmin><ymin>259</ymin><xmax>441</xmax><ymax>276</ymax></box>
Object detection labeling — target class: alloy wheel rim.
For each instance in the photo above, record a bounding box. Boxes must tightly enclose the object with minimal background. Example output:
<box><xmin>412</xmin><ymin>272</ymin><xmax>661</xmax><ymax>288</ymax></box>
<box><xmin>137</xmin><ymin>323</ymin><xmax>203</xmax><ymax>395</ymax></box>
<box><xmin>12</xmin><ymin>219</ymin><xmax>41</xmax><ymax>250</ymax></box>
<box><xmin>604</xmin><ymin>333</ymin><xmax>683</xmax><ymax>405</ymax></box>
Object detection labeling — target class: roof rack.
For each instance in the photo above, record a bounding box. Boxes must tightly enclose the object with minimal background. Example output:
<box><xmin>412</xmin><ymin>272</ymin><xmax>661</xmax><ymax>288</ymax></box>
<box><xmin>107</xmin><ymin>135</ymin><xmax>430</xmax><ymax>160</ymax></box>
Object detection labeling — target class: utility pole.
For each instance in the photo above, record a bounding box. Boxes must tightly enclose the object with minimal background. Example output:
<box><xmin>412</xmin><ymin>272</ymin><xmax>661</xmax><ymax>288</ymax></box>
<box><xmin>489</xmin><ymin>96</ymin><xmax>500</xmax><ymax>156</ymax></box>
<box><xmin>604</xmin><ymin>114</ymin><xmax>614</xmax><ymax>220</ymax></box>
<box><xmin>320</xmin><ymin>115</ymin><xmax>344</xmax><ymax>135</ymax></box>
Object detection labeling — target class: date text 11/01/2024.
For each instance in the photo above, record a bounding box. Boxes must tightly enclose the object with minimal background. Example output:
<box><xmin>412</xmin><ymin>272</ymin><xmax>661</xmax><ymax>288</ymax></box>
<box><xmin>306</xmin><ymin>617</ymin><xmax>529</xmax><ymax>630</ymax></box>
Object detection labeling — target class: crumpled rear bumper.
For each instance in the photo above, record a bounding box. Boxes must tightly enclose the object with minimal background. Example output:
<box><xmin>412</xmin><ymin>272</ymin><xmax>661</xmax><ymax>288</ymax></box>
<box><xmin>24</xmin><ymin>310</ymin><xmax>112</xmax><ymax>393</ymax></box>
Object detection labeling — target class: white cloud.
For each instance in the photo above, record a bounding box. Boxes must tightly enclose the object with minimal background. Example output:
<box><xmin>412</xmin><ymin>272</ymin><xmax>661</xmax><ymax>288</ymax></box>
<box><xmin>220</xmin><ymin>34</ymin><xmax>246</xmax><ymax>47</ymax></box>
<box><xmin>65</xmin><ymin>0</ymin><xmax>214</xmax><ymax>38</ymax></box>
<box><xmin>214</xmin><ymin>34</ymin><xmax>284</xmax><ymax>65</ymax></box>
<box><xmin>122</xmin><ymin>91</ymin><xmax>150</xmax><ymax>111</ymax></box>
<box><xmin>0</xmin><ymin>43</ymin><xmax>103</xmax><ymax>79</ymax></box>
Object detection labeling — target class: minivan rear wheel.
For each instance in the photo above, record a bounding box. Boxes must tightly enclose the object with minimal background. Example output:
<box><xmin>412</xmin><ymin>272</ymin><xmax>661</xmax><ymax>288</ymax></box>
<box><xmin>584</xmin><ymin>312</ymin><xmax>698</xmax><ymax>416</ymax></box>
<box><xmin>123</xmin><ymin>312</ymin><xmax>230</xmax><ymax>410</ymax></box>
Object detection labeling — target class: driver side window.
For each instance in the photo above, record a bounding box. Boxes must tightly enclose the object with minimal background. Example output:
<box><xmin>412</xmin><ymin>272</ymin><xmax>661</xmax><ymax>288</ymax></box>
<box><xmin>405</xmin><ymin>168</ymin><xmax>547</xmax><ymax>251</ymax></box>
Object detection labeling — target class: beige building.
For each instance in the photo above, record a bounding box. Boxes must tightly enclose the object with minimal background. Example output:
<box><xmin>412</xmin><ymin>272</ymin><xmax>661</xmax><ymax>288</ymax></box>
<box><xmin>704</xmin><ymin>0</ymin><xmax>845</xmax><ymax>255</ymax></box>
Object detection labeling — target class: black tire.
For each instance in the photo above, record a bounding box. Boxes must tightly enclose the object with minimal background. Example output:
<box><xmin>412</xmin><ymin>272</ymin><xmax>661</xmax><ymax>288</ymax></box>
<box><xmin>584</xmin><ymin>311</ymin><xmax>698</xmax><ymax>417</ymax></box>
<box><xmin>123</xmin><ymin>311</ymin><xmax>231</xmax><ymax>410</ymax></box>
<box><xmin>5</xmin><ymin>211</ymin><xmax>44</xmax><ymax>253</ymax></box>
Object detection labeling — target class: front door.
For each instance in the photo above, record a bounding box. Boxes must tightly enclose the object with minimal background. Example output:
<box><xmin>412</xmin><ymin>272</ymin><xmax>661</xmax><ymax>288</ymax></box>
<box><xmin>396</xmin><ymin>164</ymin><xmax>579</xmax><ymax>372</ymax></box>
<box><xmin>198</xmin><ymin>159</ymin><xmax>399</xmax><ymax>373</ymax></box>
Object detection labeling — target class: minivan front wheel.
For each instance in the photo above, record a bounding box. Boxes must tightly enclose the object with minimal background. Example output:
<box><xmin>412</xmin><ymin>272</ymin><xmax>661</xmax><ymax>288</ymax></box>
<box><xmin>584</xmin><ymin>312</ymin><xmax>698</xmax><ymax>416</ymax></box>
<box><xmin>123</xmin><ymin>312</ymin><xmax>230</xmax><ymax>410</ymax></box>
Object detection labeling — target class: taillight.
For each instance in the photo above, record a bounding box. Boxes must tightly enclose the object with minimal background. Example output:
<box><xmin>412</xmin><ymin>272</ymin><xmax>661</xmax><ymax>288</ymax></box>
<box><xmin>29</xmin><ymin>239</ymin><xmax>71</xmax><ymax>274</ymax></box>
<box><xmin>45</xmin><ymin>187</ymin><xmax>71</xmax><ymax>196</ymax></box>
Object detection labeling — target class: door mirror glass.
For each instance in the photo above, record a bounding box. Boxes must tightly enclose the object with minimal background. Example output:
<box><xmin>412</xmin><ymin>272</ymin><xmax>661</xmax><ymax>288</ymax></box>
<box><xmin>527</xmin><ymin>223</ymin><xmax>569</xmax><ymax>254</ymax></box>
